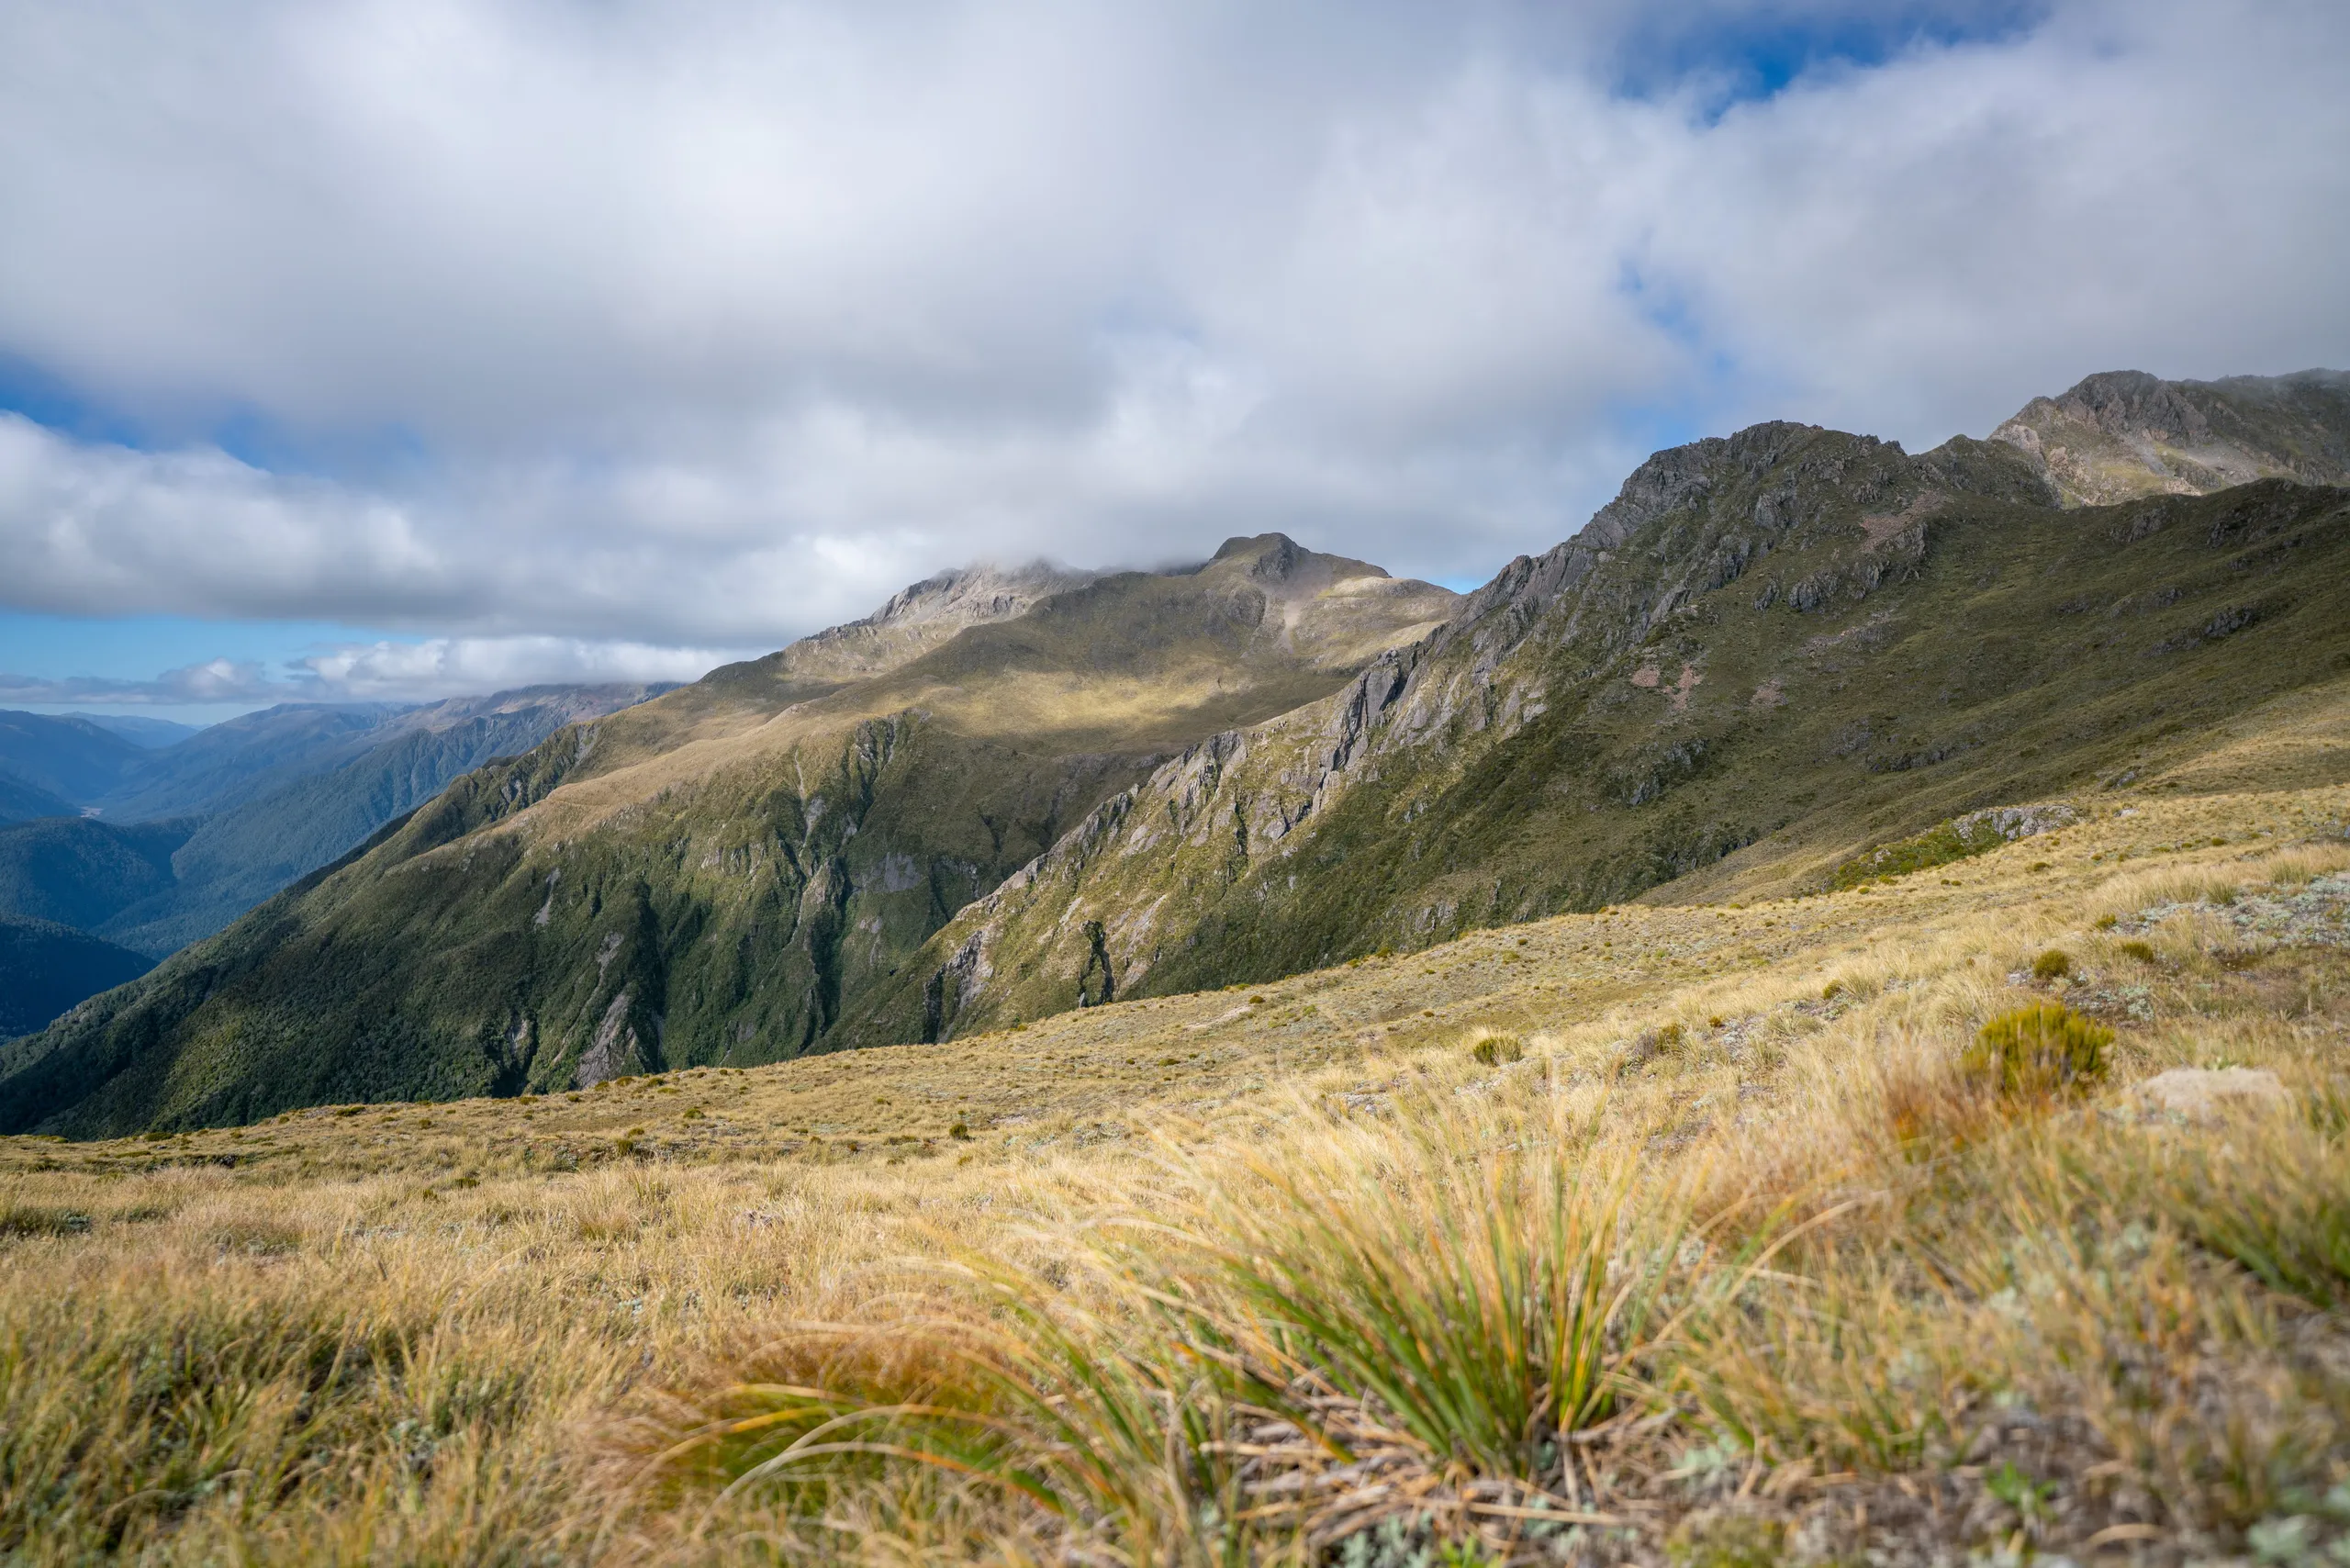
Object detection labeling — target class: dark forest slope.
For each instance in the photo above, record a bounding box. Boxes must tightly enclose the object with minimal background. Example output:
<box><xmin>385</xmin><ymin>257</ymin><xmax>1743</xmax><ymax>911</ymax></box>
<box><xmin>0</xmin><ymin>915</ymin><xmax>151</xmax><ymax>1039</ymax></box>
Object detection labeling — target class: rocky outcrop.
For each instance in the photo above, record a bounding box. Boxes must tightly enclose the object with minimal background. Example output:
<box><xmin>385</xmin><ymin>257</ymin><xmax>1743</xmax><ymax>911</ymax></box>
<box><xmin>1993</xmin><ymin>369</ymin><xmax>2350</xmax><ymax>506</ymax></box>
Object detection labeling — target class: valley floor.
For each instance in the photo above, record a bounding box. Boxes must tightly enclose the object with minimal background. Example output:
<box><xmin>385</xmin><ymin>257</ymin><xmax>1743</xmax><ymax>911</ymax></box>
<box><xmin>5</xmin><ymin>783</ymin><xmax>2349</xmax><ymax>1564</ymax></box>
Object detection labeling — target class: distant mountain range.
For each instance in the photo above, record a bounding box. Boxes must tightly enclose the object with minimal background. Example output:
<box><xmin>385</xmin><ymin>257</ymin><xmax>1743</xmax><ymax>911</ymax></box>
<box><xmin>3</xmin><ymin>368</ymin><xmax>2345</xmax><ymax>1137</ymax></box>
<box><xmin>64</xmin><ymin>712</ymin><xmax>203</xmax><ymax>748</ymax></box>
<box><xmin>0</xmin><ymin>685</ymin><xmax>669</xmax><ymax>1036</ymax></box>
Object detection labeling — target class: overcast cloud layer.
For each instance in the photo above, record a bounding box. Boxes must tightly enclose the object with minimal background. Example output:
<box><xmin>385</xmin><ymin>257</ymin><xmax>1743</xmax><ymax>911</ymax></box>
<box><xmin>2</xmin><ymin>0</ymin><xmax>2346</xmax><ymax>701</ymax></box>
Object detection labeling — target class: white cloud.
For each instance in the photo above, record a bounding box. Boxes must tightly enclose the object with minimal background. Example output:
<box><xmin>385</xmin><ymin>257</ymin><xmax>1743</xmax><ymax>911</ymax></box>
<box><xmin>293</xmin><ymin>636</ymin><xmax>748</xmax><ymax>700</ymax></box>
<box><xmin>0</xmin><ymin>0</ymin><xmax>2343</xmax><ymax>687</ymax></box>
<box><xmin>0</xmin><ymin>635</ymin><xmax>739</xmax><ymax>708</ymax></box>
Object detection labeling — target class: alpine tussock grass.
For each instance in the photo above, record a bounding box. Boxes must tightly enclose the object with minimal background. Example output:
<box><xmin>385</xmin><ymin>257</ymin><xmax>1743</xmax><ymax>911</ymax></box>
<box><xmin>3</xmin><ymin>789</ymin><xmax>2348</xmax><ymax>1562</ymax></box>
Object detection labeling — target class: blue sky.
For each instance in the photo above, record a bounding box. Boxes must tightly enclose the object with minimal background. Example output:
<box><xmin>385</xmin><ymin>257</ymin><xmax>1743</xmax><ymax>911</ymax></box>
<box><xmin>0</xmin><ymin>613</ymin><xmax>418</xmax><ymax>725</ymax></box>
<box><xmin>0</xmin><ymin>0</ymin><xmax>2343</xmax><ymax>723</ymax></box>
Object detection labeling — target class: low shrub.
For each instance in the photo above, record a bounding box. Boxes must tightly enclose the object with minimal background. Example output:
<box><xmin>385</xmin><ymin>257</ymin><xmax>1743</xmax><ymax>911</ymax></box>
<box><xmin>1466</xmin><ymin>1029</ymin><xmax>1524</xmax><ymax>1068</ymax></box>
<box><xmin>2031</xmin><ymin>948</ymin><xmax>2073</xmax><ymax>981</ymax></box>
<box><xmin>1961</xmin><ymin>1003</ymin><xmax>2110</xmax><ymax>1099</ymax></box>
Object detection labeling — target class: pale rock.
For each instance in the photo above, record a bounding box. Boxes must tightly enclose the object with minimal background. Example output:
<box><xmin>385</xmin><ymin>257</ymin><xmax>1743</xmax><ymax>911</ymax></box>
<box><xmin>2131</xmin><ymin>1067</ymin><xmax>2287</xmax><ymax>1122</ymax></box>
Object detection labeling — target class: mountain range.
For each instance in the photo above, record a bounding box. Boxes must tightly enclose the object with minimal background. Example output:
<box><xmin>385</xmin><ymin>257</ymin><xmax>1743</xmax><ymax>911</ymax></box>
<box><xmin>0</xmin><ymin>686</ymin><xmax>667</xmax><ymax>1036</ymax></box>
<box><xmin>4</xmin><ymin>368</ymin><xmax>2345</xmax><ymax>1137</ymax></box>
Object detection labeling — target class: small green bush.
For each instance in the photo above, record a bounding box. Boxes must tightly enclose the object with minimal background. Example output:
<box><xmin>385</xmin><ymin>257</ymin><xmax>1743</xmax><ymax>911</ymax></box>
<box><xmin>2119</xmin><ymin>939</ymin><xmax>2157</xmax><ymax>963</ymax></box>
<box><xmin>948</xmin><ymin>1121</ymin><xmax>971</xmax><ymax>1141</ymax></box>
<box><xmin>1963</xmin><ymin>1003</ymin><xmax>2111</xmax><ymax>1098</ymax></box>
<box><xmin>2031</xmin><ymin>949</ymin><xmax>2073</xmax><ymax>981</ymax></box>
<box><xmin>1468</xmin><ymin>1031</ymin><xmax>1524</xmax><ymax>1068</ymax></box>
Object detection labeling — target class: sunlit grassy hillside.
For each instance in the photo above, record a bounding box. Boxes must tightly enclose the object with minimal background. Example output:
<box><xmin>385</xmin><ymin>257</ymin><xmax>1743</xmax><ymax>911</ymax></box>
<box><xmin>6</xmin><ymin>774</ymin><xmax>2348</xmax><ymax>1563</ymax></box>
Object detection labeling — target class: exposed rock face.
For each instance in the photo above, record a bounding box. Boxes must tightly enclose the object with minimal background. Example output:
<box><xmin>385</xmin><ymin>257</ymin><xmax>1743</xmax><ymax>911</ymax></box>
<box><xmin>884</xmin><ymin>421</ymin><xmax>1992</xmax><ymax>1039</ymax></box>
<box><xmin>12</xmin><ymin>373</ymin><xmax>2350</xmax><ymax>1136</ymax></box>
<box><xmin>1992</xmin><ymin>369</ymin><xmax>2350</xmax><ymax>506</ymax></box>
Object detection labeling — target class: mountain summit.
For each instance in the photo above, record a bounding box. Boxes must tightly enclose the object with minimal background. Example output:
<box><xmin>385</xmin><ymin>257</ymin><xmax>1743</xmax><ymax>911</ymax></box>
<box><xmin>1991</xmin><ymin>368</ymin><xmax>2350</xmax><ymax>505</ymax></box>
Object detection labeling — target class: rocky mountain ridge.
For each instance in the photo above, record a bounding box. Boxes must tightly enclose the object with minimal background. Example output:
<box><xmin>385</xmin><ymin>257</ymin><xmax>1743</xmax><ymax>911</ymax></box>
<box><xmin>1991</xmin><ymin>367</ymin><xmax>2350</xmax><ymax>505</ymax></box>
<box><xmin>851</xmin><ymin>413</ymin><xmax>2348</xmax><ymax>1044</ymax></box>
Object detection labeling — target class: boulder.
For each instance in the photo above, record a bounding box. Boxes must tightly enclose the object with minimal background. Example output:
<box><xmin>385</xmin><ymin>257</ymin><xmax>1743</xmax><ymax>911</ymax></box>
<box><xmin>2130</xmin><ymin>1067</ymin><xmax>2288</xmax><ymax>1123</ymax></box>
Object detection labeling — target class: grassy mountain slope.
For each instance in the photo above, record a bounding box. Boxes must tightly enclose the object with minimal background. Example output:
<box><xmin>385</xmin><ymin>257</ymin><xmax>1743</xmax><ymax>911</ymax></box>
<box><xmin>0</xmin><ymin>914</ymin><xmax>152</xmax><ymax>1038</ymax></box>
<box><xmin>850</xmin><ymin>430</ymin><xmax>2350</xmax><ymax>1045</ymax></box>
<box><xmin>0</xmin><ymin>817</ymin><xmax>195</xmax><ymax>932</ymax></box>
<box><xmin>0</xmin><ymin>541</ymin><xmax>1454</xmax><ymax>1134</ymax></box>
<box><xmin>1991</xmin><ymin>367</ymin><xmax>2350</xmax><ymax>505</ymax></box>
<box><xmin>3</xmin><ymin>778</ymin><xmax>2345</xmax><ymax>1562</ymax></box>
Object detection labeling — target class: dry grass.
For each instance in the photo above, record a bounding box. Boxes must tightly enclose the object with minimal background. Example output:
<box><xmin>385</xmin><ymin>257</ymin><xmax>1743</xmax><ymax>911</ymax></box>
<box><xmin>6</xmin><ymin>782</ymin><xmax>2350</xmax><ymax>1562</ymax></box>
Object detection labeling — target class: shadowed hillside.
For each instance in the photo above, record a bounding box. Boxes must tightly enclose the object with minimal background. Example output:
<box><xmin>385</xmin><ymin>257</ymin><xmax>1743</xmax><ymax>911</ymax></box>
<box><xmin>0</xmin><ymin>775</ymin><xmax>75</xmax><ymax>827</ymax></box>
<box><xmin>0</xmin><ymin>711</ymin><xmax>146</xmax><ymax>805</ymax></box>
<box><xmin>0</xmin><ymin>915</ymin><xmax>151</xmax><ymax>1038</ymax></box>
<box><xmin>0</xmin><ymin>817</ymin><xmax>195</xmax><ymax>934</ymax></box>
